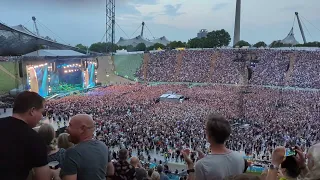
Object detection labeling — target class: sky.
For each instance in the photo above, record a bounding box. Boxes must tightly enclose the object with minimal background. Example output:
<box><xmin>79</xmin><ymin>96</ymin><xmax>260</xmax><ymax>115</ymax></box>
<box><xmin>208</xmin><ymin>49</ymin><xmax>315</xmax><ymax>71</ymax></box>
<box><xmin>1</xmin><ymin>0</ymin><xmax>319</xmax><ymax>47</ymax></box>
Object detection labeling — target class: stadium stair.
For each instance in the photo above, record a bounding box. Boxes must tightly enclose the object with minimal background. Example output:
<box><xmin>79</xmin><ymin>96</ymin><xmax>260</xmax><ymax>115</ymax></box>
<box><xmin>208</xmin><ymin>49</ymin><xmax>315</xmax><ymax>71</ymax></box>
<box><xmin>284</xmin><ymin>54</ymin><xmax>296</xmax><ymax>86</ymax></box>
<box><xmin>143</xmin><ymin>53</ymin><xmax>150</xmax><ymax>82</ymax></box>
<box><xmin>209</xmin><ymin>52</ymin><xmax>219</xmax><ymax>82</ymax></box>
<box><xmin>175</xmin><ymin>51</ymin><xmax>184</xmax><ymax>81</ymax></box>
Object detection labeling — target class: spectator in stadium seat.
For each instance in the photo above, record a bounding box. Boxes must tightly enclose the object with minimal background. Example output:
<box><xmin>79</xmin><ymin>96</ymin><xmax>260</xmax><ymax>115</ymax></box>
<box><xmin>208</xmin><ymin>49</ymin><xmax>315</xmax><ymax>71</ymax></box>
<box><xmin>38</xmin><ymin>124</ymin><xmax>66</xmax><ymax>165</ymax></box>
<box><xmin>57</xmin><ymin>133</ymin><xmax>74</xmax><ymax>149</ymax></box>
<box><xmin>0</xmin><ymin>91</ymin><xmax>52</xmax><ymax>180</ymax></box>
<box><xmin>156</xmin><ymin>165</ymin><xmax>169</xmax><ymax>180</ymax></box>
<box><xmin>113</xmin><ymin>149</ymin><xmax>136</xmax><ymax>180</ymax></box>
<box><xmin>194</xmin><ymin>113</ymin><xmax>245</xmax><ymax>180</ymax></box>
<box><xmin>56</xmin><ymin>114</ymin><xmax>113</xmax><ymax>180</ymax></box>
<box><xmin>130</xmin><ymin>157</ymin><xmax>148</xmax><ymax>180</ymax></box>
<box><xmin>147</xmin><ymin>169</ymin><xmax>154</xmax><ymax>180</ymax></box>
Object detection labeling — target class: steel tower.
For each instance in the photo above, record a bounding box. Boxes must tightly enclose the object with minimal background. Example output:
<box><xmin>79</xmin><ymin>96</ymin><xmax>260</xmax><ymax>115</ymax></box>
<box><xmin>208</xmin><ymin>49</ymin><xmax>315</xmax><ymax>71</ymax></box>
<box><xmin>106</xmin><ymin>0</ymin><xmax>115</xmax><ymax>53</ymax></box>
<box><xmin>233</xmin><ymin>0</ymin><xmax>241</xmax><ymax>46</ymax></box>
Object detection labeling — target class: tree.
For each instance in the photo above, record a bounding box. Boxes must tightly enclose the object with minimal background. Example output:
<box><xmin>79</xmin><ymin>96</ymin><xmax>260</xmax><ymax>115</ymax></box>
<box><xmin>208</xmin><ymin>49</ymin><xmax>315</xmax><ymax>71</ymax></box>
<box><xmin>89</xmin><ymin>42</ymin><xmax>118</xmax><ymax>53</ymax></box>
<box><xmin>253</xmin><ymin>41</ymin><xmax>267</xmax><ymax>48</ymax></box>
<box><xmin>126</xmin><ymin>45</ymin><xmax>134</xmax><ymax>52</ymax></box>
<box><xmin>294</xmin><ymin>41</ymin><xmax>320</xmax><ymax>47</ymax></box>
<box><xmin>135</xmin><ymin>43</ymin><xmax>146</xmax><ymax>51</ymax></box>
<box><xmin>269</xmin><ymin>40</ymin><xmax>291</xmax><ymax>48</ymax></box>
<box><xmin>167</xmin><ymin>41</ymin><xmax>186</xmax><ymax>49</ymax></box>
<box><xmin>153</xmin><ymin>43</ymin><xmax>165</xmax><ymax>49</ymax></box>
<box><xmin>234</xmin><ymin>40</ymin><xmax>251</xmax><ymax>48</ymax></box>
<box><xmin>187</xmin><ymin>29</ymin><xmax>231</xmax><ymax>48</ymax></box>
<box><xmin>75</xmin><ymin>44</ymin><xmax>88</xmax><ymax>51</ymax></box>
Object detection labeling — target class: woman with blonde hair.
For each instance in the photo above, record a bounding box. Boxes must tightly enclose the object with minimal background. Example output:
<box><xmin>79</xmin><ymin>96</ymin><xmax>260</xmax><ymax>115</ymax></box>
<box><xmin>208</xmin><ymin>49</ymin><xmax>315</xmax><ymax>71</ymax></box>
<box><xmin>38</xmin><ymin>124</ymin><xmax>65</xmax><ymax>165</ymax></box>
<box><xmin>57</xmin><ymin>133</ymin><xmax>73</xmax><ymax>149</ymax></box>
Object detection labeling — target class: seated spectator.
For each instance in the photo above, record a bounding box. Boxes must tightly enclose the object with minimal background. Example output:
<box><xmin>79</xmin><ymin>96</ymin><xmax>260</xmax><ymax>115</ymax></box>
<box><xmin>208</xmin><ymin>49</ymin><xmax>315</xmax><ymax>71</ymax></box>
<box><xmin>113</xmin><ymin>149</ymin><xmax>136</xmax><ymax>180</ymax></box>
<box><xmin>193</xmin><ymin>114</ymin><xmax>245</xmax><ymax>180</ymax></box>
<box><xmin>0</xmin><ymin>91</ymin><xmax>52</xmax><ymax>180</ymax></box>
<box><xmin>57</xmin><ymin>133</ymin><xmax>73</xmax><ymax>149</ymax></box>
<box><xmin>130</xmin><ymin>157</ymin><xmax>148</xmax><ymax>180</ymax></box>
<box><xmin>156</xmin><ymin>165</ymin><xmax>169</xmax><ymax>180</ymax></box>
<box><xmin>56</xmin><ymin>114</ymin><xmax>112</xmax><ymax>180</ymax></box>
<box><xmin>38</xmin><ymin>124</ymin><xmax>66</xmax><ymax>165</ymax></box>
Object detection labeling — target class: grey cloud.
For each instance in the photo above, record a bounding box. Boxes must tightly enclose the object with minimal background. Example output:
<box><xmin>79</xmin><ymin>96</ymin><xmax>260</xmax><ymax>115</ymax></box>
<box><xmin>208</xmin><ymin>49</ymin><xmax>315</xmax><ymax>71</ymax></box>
<box><xmin>164</xmin><ymin>4</ymin><xmax>184</xmax><ymax>16</ymax></box>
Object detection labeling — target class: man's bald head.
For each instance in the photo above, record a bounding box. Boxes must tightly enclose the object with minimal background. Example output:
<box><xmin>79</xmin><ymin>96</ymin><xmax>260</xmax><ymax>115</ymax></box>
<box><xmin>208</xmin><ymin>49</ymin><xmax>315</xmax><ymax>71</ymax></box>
<box><xmin>130</xmin><ymin>157</ymin><xmax>139</xmax><ymax>167</ymax></box>
<box><xmin>67</xmin><ymin>114</ymin><xmax>95</xmax><ymax>144</ymax></box>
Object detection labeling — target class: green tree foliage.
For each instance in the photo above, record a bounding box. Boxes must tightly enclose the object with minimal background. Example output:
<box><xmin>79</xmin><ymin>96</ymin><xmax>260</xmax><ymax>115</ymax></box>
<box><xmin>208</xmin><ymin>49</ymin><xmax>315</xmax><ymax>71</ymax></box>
<box><xmin>294</xmin><ymin>41</ymin><xmax>320</xmax><ymax>47</ymax></box>
<box><xmin>269</xmin><ymin>41</ymin><xmax>292</xmax><ymax>48</ymax></box>
<box><xmin>135</xmin><ymin>43</ymin><xmax>146</xmax><ymax>51</ymax></box>
<box><xmin>253</xmin><ymin>41</ymin><xmax>267</xmax><ymax>48</ymax></box>
<box><xmin>89</xmin><ymin>42</ymin><xmax>118</xmax><ymax>53</ymax></box>
<box><xmin>167</xmin><ymin>41</ymin><xmax>187</xmax><ymax>49</ymax></box>
<box><xmin>153</xmin><ymin>43</ymin><xmax>166</xmax><ymax>49</ymax></box>
<box><xmin>187</xmin><ymin>29</ymin><xmax>231</xmax><ymax>48</ymax></box>
<box><xmin>75</xmin><ymin>44</ymin><xmax>88</xmax><ymax>51</ymax></box>
<box><xmin>234</xmin><ymin>40</ymin><xmax>251</xmax><ymax>48</ymax></box>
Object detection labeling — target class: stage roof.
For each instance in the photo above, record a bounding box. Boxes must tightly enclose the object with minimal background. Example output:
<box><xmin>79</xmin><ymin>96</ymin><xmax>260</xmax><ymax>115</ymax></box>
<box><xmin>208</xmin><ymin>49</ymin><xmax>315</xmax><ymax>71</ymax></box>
<box><xmin>23</xmin><ymin>50</ymin><xmax>86</xmax><ymax>57</ymax></box>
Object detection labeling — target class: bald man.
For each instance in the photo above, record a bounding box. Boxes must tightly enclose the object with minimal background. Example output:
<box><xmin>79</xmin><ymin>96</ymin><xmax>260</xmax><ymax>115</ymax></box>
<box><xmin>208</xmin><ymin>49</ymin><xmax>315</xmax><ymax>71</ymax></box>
<box><xmin>57</xmin><ymin>114</ymin><xmax>113</xmax><ymax>180</ymax></box>
<box><xmin>130</xmin><ymin>157</ymin><xmax>147</xmax><ymax>180</ymax></box>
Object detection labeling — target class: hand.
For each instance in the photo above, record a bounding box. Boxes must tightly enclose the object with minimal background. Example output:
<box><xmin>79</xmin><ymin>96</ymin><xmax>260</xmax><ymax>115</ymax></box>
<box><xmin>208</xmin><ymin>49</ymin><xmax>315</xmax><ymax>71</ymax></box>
<box><xmin>51</xmin><ymin>168</ymin><xmax>61</xmax><ymax>180</ymax></box>
<box><xmin>196</xmin><ymin>148</ymin><xmax>205</xmax><ymax>160</ymax></box>
<box><xmin>182</xmin><ymin>150</ymin><xmax>194</xmax><ymax>168</ymax></box>
<box><xmin>271</xmin><ymin>147</ymin><xmax>285</xmax><ymax>166</ymax></box>
<box><xmin>294</xmin><ymin>146</ymin><xmax>306</xmax><ymax>168</ymax></box>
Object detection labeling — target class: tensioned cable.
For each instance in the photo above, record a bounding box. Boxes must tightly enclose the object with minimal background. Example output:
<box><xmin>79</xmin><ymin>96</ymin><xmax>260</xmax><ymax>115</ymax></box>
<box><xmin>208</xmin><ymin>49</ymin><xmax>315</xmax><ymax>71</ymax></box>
<box><xmin>37</xmin><ymin>20</ymin><xmax>69</xmax><ymax>45</ymax></box>
<box><xmin>116</xmin><ymin>22</ymin><xmax>130</xmax><ymax>39</ymax></box>
<box><xmin>301</xmin><ymin>18</ymin><xmax>313</xmax><ymax>41</ymax></box>
<box><xmin>301</xmin><ymin>15</ymin><xmax>320</xmax><ymax>33</ymax></box>
<box><xmin>130</xmin><ymin>24</ymin><xmax>142</xmax><ymax>38</ymax></box>
<box><xmin>145</xmin><ymin>25</ymin><xmax>155</xmax><ymax>39</ymax></box>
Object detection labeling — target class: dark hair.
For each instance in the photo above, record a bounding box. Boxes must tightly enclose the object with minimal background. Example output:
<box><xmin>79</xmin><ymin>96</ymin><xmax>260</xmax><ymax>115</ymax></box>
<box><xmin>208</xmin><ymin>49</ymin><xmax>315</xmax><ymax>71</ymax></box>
<box><xmin>147</xmin><ymin>169</ymin><xmax>154</xmax><ymax>177</ymax></box>
<box><xmin>13</xmin><ymin>91</ymin><xmax>44</xmax><ymax>114</ymax></box>
<box><xmin>118</xmin><ymin>149</ymin><xmax>128</xmax><ymax>160</ymax></box>
<box><xmin>281</xmin><ymin>156</ymin><xmax>301</xmax><ymax>178</ymax></box>
<box><xmin>206</xmin><ymin>113</ymin><xmax>231</xmax><ymax>144</ymax></box>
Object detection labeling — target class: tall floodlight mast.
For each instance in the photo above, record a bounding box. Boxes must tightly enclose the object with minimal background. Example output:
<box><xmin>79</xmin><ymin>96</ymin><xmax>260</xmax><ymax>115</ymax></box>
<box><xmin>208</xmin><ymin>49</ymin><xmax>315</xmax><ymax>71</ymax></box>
<box><xmin>295</xmin><ymin>12</ymin><xmax>307</xmax><ymax>44</ymax></box>
<box><xmin>32</xmin><ymin>16</ymin><xmax>40</xmax><ymax>37</ymax></box>
<box><xmin>141</xmin><ymin>22</ymin><xmax>145</xmax><ymax>37</ymax></box>
<box><xmin>106</xmin><ymin>0</ymin><xmax>115</xmax><ymax>53</ymax></box>
<box><xmin>233</xmin><ymin>0</ymin><xmax>241</xmax><ymax>46</ymax></box>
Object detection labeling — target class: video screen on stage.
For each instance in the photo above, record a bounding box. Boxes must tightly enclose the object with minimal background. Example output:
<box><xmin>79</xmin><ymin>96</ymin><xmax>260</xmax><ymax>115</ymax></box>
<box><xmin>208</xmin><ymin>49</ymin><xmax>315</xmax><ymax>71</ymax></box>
<box><xmin>50</xmin><ymin>61</ymin><xmax>84</xmax><ymax>94</ymax></box>
<box><xmin>84</xmin><ymin>62</ymin><xmax>96</xmax><ymax>88</ymax></box>
<box><xmin>26</xmin><ymin>63</ymin><xmax>51</xmax><ymax>97</ymax></box>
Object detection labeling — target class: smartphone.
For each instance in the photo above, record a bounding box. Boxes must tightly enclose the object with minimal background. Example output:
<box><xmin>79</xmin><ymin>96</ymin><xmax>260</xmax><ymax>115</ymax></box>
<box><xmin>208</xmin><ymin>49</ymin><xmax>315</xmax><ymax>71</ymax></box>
<box><xmin>285</xmin><ymin>148</ymin><xmax>296</xmax><ymax>156</ymax></box>
<box><xmin>48</xmin><ymin>161</ymin><xmax>60</xmax><ymax>169</ymax></box>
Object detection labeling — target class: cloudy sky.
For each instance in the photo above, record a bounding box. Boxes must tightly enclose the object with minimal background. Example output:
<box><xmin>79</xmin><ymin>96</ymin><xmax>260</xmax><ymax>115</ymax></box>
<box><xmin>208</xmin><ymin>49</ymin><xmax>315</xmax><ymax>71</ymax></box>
<box><xmin>1</xmin><ymin>0</ymin><xmax>319</xmax><ymax>46</ymax></box>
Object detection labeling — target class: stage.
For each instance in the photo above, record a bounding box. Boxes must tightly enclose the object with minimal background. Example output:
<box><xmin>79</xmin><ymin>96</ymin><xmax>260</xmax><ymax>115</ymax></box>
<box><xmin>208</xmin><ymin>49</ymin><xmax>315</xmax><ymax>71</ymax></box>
<box><xmin>23</xmin><ymin>56</ymin><xmax>99</xmax><ymax>98</ymax></box>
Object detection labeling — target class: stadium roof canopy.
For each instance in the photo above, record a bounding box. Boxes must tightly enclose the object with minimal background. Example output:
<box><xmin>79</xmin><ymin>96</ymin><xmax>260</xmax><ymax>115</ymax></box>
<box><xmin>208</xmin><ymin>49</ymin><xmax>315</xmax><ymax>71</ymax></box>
<box><xmin>0</xmin><ymin>23</ymin><xmax>89</xmax><ymax>56</ymax></box>
<box><xmin>116</xmin><ymin>35</ymin><xmax>170</xmax><ymax>47</ymax></box>
<box><xmin>23</xmin><ymin>50</ymin><xmax>86</xmax><ymax>57</ymax></box>
<box><xmin>281</xmin><ymin>28</ymin><xmax>299</xmax><ymax>45</ymax></box>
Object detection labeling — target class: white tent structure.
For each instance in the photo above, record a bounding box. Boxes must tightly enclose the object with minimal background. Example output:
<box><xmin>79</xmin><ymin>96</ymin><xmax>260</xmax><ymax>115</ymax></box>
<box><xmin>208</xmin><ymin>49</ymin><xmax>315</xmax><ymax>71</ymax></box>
<box><xmin>117</xmin><ymin>36</ymin><xmax>170</xmax><ymax>47</ymax></box>
<box><xmin>281</xmin><ymin>27</ymin><xmax>299</xmax><ymax>45</ymax></box>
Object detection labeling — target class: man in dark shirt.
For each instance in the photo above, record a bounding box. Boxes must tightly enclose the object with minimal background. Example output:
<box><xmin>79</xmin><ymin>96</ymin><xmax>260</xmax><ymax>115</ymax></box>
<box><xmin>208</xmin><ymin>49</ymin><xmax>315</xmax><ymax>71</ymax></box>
<box><xmin>0</xmin><ymin>91</ymin><xmax>51</xmax><ymax>180</ymax></box>
<box><xmin>113</xmin><ymin>149</ymin><xmax>136</xmax><ymax>180</ymax></box>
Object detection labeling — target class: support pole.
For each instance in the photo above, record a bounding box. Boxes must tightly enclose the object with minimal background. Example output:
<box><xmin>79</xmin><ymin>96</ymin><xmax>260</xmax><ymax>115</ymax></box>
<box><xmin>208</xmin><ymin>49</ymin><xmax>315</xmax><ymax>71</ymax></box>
<box><xmin>295</xmin><ymin>12</ymin><xmax>307</xmax><ymax>44</ymax></box>
<box><xmin>233</xmin><ymin>0</ymin><xmax>241</xmax><ymax>46</ymax></box>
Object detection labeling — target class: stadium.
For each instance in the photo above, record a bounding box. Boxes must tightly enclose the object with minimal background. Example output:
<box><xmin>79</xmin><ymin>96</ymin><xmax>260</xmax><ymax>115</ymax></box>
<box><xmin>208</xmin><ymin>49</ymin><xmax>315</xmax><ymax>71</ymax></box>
<box><xmin>1</xmin><ymin>0</ymin><xmax>320</xmax><ymax>180</ymax></box>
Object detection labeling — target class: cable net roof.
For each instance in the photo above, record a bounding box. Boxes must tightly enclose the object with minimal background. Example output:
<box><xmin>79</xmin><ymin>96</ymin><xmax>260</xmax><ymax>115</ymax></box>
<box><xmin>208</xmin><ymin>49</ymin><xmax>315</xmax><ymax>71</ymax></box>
<box><xmin>281</xmin><ymin>28</ymin><xmax>299</xmax><ymax>45</ymax></box>
<box><xmin>116</xmin><ymin>35</ymin><xmax>170</xmax><ymax>47</ymax></box>
<box><xmin>0</xmin><ymin>23</ymin><xmax>82</xmax><ymax>56</ymax></box>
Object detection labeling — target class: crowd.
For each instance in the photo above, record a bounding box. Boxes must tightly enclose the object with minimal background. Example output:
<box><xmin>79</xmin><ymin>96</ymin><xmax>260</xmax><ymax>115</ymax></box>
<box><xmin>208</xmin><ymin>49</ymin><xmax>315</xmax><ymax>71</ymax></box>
<box><xmin>1</xmin><ymin>90</ymin><xmax>320</xmax><ymax>180</ymax></box>
<box><xmin>136</xmin><ymin>49</ymin><xmax>320</xmax><ymax>88</ymax></box>
<box><xmin>1</xmin><ymin>49</ymin><xmax>320</xmax><ymax>180</ymax></box>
